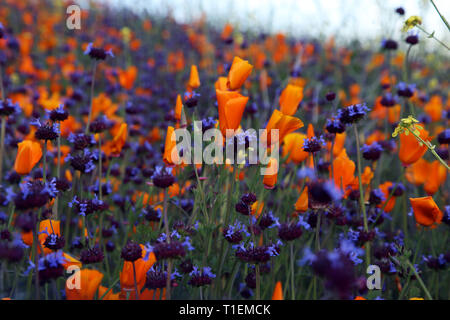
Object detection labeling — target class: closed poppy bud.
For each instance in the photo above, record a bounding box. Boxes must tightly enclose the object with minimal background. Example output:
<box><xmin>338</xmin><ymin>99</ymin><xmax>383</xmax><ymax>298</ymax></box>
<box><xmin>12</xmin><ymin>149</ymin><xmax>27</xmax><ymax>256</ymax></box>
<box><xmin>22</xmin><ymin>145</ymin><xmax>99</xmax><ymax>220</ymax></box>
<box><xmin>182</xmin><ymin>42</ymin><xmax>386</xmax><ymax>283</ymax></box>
<box><xmin>174</xmin><ymin>94</ymin><xmax>183</xmax><ymax>121</ymax></box>
<box><xmin>272</xmin><ymin>281</ymin><xmax>283</xmax><ymax>300</ymax></box>
<box><xmin>398</xmin><ymin>126</ymin><xmax>430</xmax><ymax>166</ymax></box>
<box><xmin>14</xmin><ymin>140</ymin><xmax>42</xmax><ymax>175</ymax></box>
<box><xmin>66</xmin><ymin>269</ymin><xmax>104</xmax><ymax>300</ymax></box>
<box><xmin>279</xmin><ymin>84</ymin><xmax>303</xmax><ymax>116</ymax></box>
<box><xmin>409</xmin><ymin>196</ymin><xmax>443</xmax><ymax>228</ymax></box>
<box><xmin>188</xmin><ymin>65</ymin><xmax>200</xmax><ymax>89</ymax></box>
<box><xmin>216</xmin><ymin>89</ymin><xmax>248</xmax><ymax>136</ymax></box>
<box><xmin>263</xmin><ymin>158</ymin><xmax>278</xmax><ymax>189</ymax></box>
<box><xmin>163</xmin><ymin>126</ymin><xmax>179</xmax><ymax>166</ymax></box>
<box><xmin>227</xmin><ymin>56</ymin><xmax>253</xmax><ymax>90</ymax></box>
<box><xmin>282</xmin><ymin>133</ymin><xmax>309</xmax><ymax>164</ymax></box>
<box><xmin>295</xmin><ymin>187</ymin><xmax>308</xmax><ymax>213</ymax></box>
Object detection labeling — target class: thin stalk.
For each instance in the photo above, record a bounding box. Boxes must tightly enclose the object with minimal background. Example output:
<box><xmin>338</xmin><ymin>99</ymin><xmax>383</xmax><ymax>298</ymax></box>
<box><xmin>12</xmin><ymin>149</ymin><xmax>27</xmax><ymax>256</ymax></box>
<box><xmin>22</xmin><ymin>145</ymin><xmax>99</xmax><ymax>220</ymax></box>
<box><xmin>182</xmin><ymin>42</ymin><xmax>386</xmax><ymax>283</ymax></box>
<box><xmin>353</xmin><ymin>124</ymin><xmax>370</xmax><ymax>268</ymax></box>
<box><xmin>430</xmin><ymin>0</ymin><xmax>450</xmax><ymax>31</ymax></box>
<box><xmin>290</xmin><ymin>242</ymin><xmax>295</xmax><ymax>300</ymax></box>
<box><xmin>255</xmin><ymin>264</ymin><xmax>261</xmax><ymax>300</ymax></box>
<box><xmin>405</xmin><ymin>259</ymin><xmax>433</xmax><ymax>300</ymax></box>
<box><xmin>85</xmin><ymin>62</ymin><xmax>97</xmax><ymax>135</ymax></box>
<box><xmin>132</xmin><ymin>261</ymin><xmax>139</xmax><ymax>300</ymax></box>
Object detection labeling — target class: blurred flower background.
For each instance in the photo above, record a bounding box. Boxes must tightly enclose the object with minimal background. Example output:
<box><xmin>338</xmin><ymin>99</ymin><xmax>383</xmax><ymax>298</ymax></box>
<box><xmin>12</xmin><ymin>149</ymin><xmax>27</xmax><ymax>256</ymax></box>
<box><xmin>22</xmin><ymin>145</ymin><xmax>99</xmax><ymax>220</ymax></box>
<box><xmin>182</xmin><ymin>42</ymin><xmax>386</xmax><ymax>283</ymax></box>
<box><xmin>87</xmin><ymin>0</ymin><xmax>450</xmax><ymax>50</ymax></box>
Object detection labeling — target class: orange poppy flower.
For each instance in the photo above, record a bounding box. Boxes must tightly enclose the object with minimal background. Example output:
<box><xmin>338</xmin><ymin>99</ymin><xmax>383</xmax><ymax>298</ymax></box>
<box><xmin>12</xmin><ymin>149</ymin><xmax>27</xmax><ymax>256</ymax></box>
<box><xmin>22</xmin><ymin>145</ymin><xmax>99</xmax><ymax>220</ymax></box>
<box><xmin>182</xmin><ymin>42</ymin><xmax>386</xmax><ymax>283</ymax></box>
<box><xmin>332</xmin><ymin>149</ymin><xmax>355</xmax><ymax>193</ymax></box>
<box><xmin>14</xmin><ymin>140</ymin><xmax>42</xmax><ymax>175</ymax></box>
<box><xmin>282</xmin><ymin>133</ymin><xmax>309</xmax><ymax>164</ymax></box>
<box><xmin>118</xmin><ymin>66</ymin><xmax>138</xmax><ymax>90</ymax></box>
<box><xmin>295</xmin><ymin>187</ymin><xmax>308</xmax><ymax>213</ymax></box>
<box><xmin>188</xmin><ymin>65</ymin><xmax>200</xmax><ymax>89</ymax></box>
<box><xmin>216</xmin><ymin>89</ymin><xmax>249</xmax><ymax>136</ymax></box>
<box><xmin>66</xmin><ymin>269</ymin><xmax>104</xmax><ymax>300</ymax></box>
<box><xmin>409</xmin><ymin>196</ymin><xmax>443</xmax><ymax>228</ymax></box>
<box><xmin>251</xmin><ymin>201</ymin><xmax>264</xmax><ymax>218</ymax></box>
<box><xmin>279</xmin><ymin>84</ymin><xmax>303</xmax><ymax>116</ymax></box>
<box><xmin>174</xmin><ymin>94</ymin><xmax>183</xmax><ymax>122</ymax></box>
<box><xmin>98</xmin><ymin>286</ymin><xmax>121</xmax><ymax>300</ymax></box>
<box><xmin>398</xmin><ymin>126</ymin><xmax>430</xmax><ymax>166</ymax></box>
<box><xmin>263</xmin><ymin>158</ymin><xmax>278</xmax><ymax>189</ymax></box>
<box><xmin>423</xmin><ymin>160</ymin><xmax>447</xmax><ymax>195</ymax></box>
<box><xmin>424</xmin><ymin>95</ymin><xmax>442</xmax><ymax>122</ymax></box>
<box><xmin>163</xmin><ymin>126</ymin><xmax>179</xmax><ymax>166</ymax></box>
<box><xmin>120</xmin><ymin>247</ymin><xmax>156</xmax><ymax>294</ymax></box>
<box><xmin>103</xmin><ymin>123</ymin><xmax>128</xmax><ymax>157</ymax></box>
<box><xmin>38</xmin><ymin>219</ymin><xmax>60</xmax><ymax>254</ymax></box>
<box><xmin>214</xmin><ymin>76</ymin><xmax>228</xmax><ymax>90</ymax></box>
<box><xmin>272</xmin><ymin>281</ymin><xmax>283</xmax><ymax>300</ymax></box>
<box><xmin>405</xmin><ymin>158</ymin><xmax>429</xmax><ymax>186</ymax></box>
<box><xmin>227</xmin><ymin>56</ymin><xmax>253</xmax><ymax>90</ymax></box>
<box><xmin>264</xmin><ymin>109</ymin><xmax>304</xmax><ymax>146</ymax></box>
<box><xmin>378</xmin><ymin>182</ymin><xmax>397</xmax><ymax>213</ymax></box>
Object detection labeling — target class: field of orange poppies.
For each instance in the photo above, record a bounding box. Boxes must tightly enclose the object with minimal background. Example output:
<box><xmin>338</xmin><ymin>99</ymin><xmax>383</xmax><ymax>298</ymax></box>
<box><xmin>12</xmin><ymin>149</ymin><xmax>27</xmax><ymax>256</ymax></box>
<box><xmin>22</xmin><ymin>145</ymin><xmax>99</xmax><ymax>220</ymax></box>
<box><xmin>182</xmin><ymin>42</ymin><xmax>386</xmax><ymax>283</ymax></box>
<box><xmin>0</xmin><ymin>0</ymin><xmax>448</xmax><ymax>301</ymax></box>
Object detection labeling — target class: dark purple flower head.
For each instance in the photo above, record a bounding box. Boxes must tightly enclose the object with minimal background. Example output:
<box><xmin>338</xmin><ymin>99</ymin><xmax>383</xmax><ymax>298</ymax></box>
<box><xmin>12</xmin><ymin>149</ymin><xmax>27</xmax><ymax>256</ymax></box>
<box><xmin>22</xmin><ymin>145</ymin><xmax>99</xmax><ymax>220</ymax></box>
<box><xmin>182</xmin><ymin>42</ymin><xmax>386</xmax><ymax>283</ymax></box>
<box><xmin>396</xmin><ymin>82</ymin><xmax>416</xmax><ymax>98</ymax></box>
<box><xmin>121</xmin><ymin>241</ymin><xmax>142</xmax><ymax>262</ymax></box>
<box><xmin>0</xmin><ymin>99</ymin><xmax>21</xmax><ymax>117</ymax></box>
<box><xmin>68</xmin><ymin>133</ymin><xmax>96</xmax><ymax>150</ymax></box>
<box><xmin>437</xmin><ymin>129</ymin><xmax>450</xmax><ymax>145</ymax></box>
<box><xmin>406</xmin><ymin>32</ymin><xmax>419</xmax><ymax>45</ymax></box>
<box><xmin>80</xmin><ymin>245</ymin><xmax>104</xmax><ymax>264</ymax></box>
<box><xmin>325</xmin><ymin>118</ymin><xmax>345</xmax><ymax>134</ymax></box>
<box><xmin>278</xmin><ymin>221</ymin><xmax>303</xmax><ymax>241</ymax></box>
<box><xmin>31</xmin><ymin>118</ymin><xmax>59</xmax><ymax>141</ymax></box>
<box><xmin>48</xmin><ymin>105</ymin><xmax>69</xmax><ymax>122</ymax></box>
<box><xmin>381</xmin><ymin>39</ymin><xmax>398</xmax><ymax>50</ymax></box>
<box><xmin>84</xmin><ymin>43</ymin><xmax>114</xmax><ymax>60</ymax></box>
<box><xmin>188</xmin><ymin>266</ymin><xmax>216</xmax><ymax>287</ymax></box>
<box><xmin>303</xmin><ymin>136</ymin><xmax>325</xmax><ymax>153</ymax></box>
<box><xmin>152</xmin><ymin>166</ymin><xmax>175</xmax><ymax>189</ymax></box>
<box><xmin>337</xmin><ymin>103</ymin><xmax>369</xmax><ymax>124</ymax></box>
<box><xmin>380</xmin><ymin>92</ymin><xmax>398</xmax><ymax>107</ymax></box>
<box><xmin>361</xmin><ymin>142</ymin><xmax>383</xmax><ymax>161</ymax></box>
<box><xmin>395</xmin><ymin>7</ymin><xmax>405</xmax><ymax>15</ymax></box>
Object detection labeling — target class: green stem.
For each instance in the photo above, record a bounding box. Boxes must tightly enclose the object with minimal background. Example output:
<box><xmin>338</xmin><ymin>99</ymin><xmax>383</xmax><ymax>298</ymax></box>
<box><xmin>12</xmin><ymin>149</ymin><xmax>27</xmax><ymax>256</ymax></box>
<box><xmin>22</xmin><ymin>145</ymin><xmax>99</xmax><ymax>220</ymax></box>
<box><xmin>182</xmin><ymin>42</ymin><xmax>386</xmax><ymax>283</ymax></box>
<box><xmin>85</xmin><ymin>62</ymin><xmax>97</xmax><ymax>135</ymax></box>
<box><xmin>354</xmin><ymin>124</ymin><xmax>371</xmax><ymax>268</ymax></box>
<box><xmin>430</xmin><ymin>0</ymin><xmax>450</xmax><ymax>32</ymax></box>
<box><xmin>405</xmin><ymin>259</ymin><xmax>433</xmax><ymax>300</ymax></box>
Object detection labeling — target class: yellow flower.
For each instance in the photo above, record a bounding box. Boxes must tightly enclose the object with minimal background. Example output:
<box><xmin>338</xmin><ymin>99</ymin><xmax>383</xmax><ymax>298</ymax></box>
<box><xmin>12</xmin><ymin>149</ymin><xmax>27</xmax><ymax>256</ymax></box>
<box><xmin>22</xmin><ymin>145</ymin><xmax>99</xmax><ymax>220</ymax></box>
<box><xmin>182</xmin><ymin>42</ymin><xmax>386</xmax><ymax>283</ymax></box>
<box><xmin>402</xmin><ymin>16</ymin><xmax>422</xmax><ymax>32</ymax></box>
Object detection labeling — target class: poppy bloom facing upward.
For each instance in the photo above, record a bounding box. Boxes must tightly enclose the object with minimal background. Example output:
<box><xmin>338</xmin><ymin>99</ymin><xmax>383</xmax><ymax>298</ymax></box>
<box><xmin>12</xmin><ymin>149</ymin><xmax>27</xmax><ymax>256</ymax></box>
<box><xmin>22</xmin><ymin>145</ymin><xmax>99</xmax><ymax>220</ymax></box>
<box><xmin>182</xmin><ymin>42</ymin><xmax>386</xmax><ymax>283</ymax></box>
<box><xmin>14</xmin><ymin>140</ymin><xmax>42</xmax><ymax>175</ymax></box>
<box><xmin>216</xmin><ymin>89</ymin><xmax>248</xmax><ymax>136</ymax></box>
<box><xmin>279</xmin><ymin>84</ymin><xmax>303</xmax><ymax>116</ymax></box>
<box><xmin>227</xmin><ymin>56</ymin><xmax>253</xmax><ymax>90</ymax></box>
<box><xmin>410</xmin><ymin>196</ymin><xmax>443</xmax><ymax>228</ymax></box>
